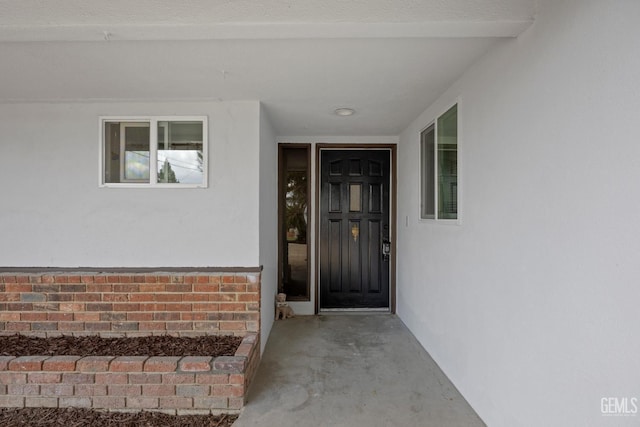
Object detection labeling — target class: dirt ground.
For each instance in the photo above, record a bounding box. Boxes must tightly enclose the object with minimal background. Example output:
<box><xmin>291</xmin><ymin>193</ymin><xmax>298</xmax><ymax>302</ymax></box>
<box><xmin>0</xmin><ymin>334</ymin><xmax>242</xmax><ymax>357</ymax></box>
<box><xmin>0</xmin><ymin>408</ymin><xmax>237</xmax><ymax>427</ymax></box>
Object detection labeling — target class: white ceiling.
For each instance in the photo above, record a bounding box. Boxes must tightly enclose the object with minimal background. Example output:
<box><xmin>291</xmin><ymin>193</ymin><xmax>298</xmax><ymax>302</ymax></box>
<box><xmin>0</xmin><ymin>0</ymin><xmax>536</xmax><ymax>136</ymax></box>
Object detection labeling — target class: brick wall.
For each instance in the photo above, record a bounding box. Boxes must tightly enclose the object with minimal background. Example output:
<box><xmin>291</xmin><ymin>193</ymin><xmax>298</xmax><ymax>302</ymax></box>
<box><xmin>0</xmin><ymin>271</ymin><xmax>260</xmax><ymax>337</ymax></box>
<box><xmin>0</xmin><ymin>333</ymin><xmax>260</xmax><ymax>413</ymax></box>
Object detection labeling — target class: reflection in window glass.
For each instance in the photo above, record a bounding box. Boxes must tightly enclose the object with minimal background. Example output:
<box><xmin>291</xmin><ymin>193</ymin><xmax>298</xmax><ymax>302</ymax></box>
<box><xmin>157</xmin><ymin>121</ymin><xmax>204</xmax><ymax>184</ymax></box>
<box><xmin>437</xmin><ymin>105</ymin><xmax>457</xmax><ymax>219</ymax></box>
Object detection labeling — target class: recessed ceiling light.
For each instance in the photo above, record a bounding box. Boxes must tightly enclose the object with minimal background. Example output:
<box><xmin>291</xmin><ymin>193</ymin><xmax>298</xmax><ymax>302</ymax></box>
<box><xmin>334</xmin><ymin>108</ymin><xmax>355</xmax><ymax>116</ymax></box>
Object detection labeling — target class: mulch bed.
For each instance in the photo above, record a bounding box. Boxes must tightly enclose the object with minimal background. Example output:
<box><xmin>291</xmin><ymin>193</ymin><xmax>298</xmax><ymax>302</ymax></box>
<box><xmin>0</xmin><ymin>408</ymin><xmax>237</xmax><ymax>426</ymax></box>
<box><xmin>0</xmin><ymin>334</ymin><xmax>242</xmax><ymax>357</ymax></box>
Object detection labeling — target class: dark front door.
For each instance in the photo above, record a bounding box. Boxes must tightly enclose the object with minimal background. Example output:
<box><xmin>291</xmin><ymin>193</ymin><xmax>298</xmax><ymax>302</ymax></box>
<box><xmin>319</xmin><ymin>149</ymin><xmax>391</xmax><ymax>309</ymax></box>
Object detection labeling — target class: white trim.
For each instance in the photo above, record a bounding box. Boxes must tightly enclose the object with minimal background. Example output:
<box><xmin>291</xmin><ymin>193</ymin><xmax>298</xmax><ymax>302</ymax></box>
<box><xmin>98</xmin><ymin>115</ymin><xmax>208</xmax><ymax>189</ymax></box>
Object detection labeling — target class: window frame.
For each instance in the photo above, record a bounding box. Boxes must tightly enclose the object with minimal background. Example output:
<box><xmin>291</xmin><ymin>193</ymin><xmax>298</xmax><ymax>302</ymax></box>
<box><xmin>419</xmin><ymin>103</ymin><xmax>460</xmax><ymax>223</ymax></box>
<box><xmin>99</xmin><ymin>115</ymin><xmax>208</xmax><ymax>189</ymax></box>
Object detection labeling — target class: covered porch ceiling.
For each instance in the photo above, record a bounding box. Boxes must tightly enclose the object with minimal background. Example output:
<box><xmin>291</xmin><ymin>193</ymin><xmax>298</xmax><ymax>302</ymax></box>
<box><xmin>0</xmin><ymin>0</ymin><xmax>535</xmax><ymax>136</ymax></box>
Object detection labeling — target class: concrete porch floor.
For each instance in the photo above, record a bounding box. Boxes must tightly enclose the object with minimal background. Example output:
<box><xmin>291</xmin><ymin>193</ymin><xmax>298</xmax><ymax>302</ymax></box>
<box><xmin>234</xmin><ymin>315</ymin><xmax>485</xmax><ymax>427</ymax></box>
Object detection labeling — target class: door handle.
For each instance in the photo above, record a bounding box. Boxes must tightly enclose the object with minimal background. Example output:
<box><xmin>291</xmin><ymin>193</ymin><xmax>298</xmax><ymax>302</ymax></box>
<box><xmin>382</xmin><ymin>239</ymin><xmax>391</xmax><ymax>261</ymax></box>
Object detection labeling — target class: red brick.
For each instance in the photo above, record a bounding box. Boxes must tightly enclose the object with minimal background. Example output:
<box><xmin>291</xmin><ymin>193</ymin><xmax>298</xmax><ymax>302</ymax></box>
<box><xmin>160</xmin><ymin>396</ymin><xmax>194</xmax><ymax>408</ymax></box>
<box><xmin>103</xmin><ymin>293</ymin><xmax>128</xmax><ymax>302</ymax></box>
<box><xmin>48</xmin><ymin>313</ymin><xmax>73</xmax><ymax>321</ymax></box>
<box><xmin>165</xmin><ymin>303</ymin><xmax>191</xmax><ymax>312</ymax></box>
<box><xmin>156</xmin><ymin>294</ymin><xmax>182</xmax><ymax>302</ymax></box>
<box><xmin>74</xmin><ymin>293</ymin><xmax>101</xmax><ymax>302</ymax></box>
<box><xmin>95</xmin><ymin>373</ymin><xmax>127</xmax><ymax>384</ymax></box>
<box><xmin>67</xmin><ymin>276</ymin><xmax>82</xmax><ymax>284</ymax></box>
<box><xmin>106</xmin><ymin>276</ymin><xmax>121</xmax><ymax>283</ymax></box>
<box><xmin>182</xmin><ymin>294</ymin><xmax>209</xmax><ymax>302</ymax></box>
<box><xmin>166</xmin><ymin>322</ymin><xmax>193</xmax><ymax>331</ymax></box>
<box><xmin>220</xmin><ymin>284</ymin><xmax>246</xmax><ymax>293</ymax></box>
<box><xmin>219</xmin><ymin>321</ymin><xmax>245</xmax><ymax>331</ymax></box>
<box><xmin>218</xmin><ymin>303</ymin><xmax>245</xmax><ymax>312</ymax></box>
<box><xmin>80</xmin><ymin>276</ymin><xmax>95</xmax><ymax>284</ymax></box>
<box><xmin>127</xmin><ymin>312</ymin><xmax>153</xmax><ymax>321</ymax></box>
<box><xmin>0</xmin><ymin>356</ymin><xmax>16</xmax><ymax>370</ymax></box>
<box><xmin>0</xmin><ymin>372</ymin><xmax>26</xmax><ymax>384</ymax></box>
<box><xmin>9</xmin><ymin>356</ymin><xmax>49</xmax><ymax>371</ymax></box>
<box><xmin>58</xmin><ymin>322</ymin><xmax>84</xmax><ymax>331</ymax></box>
<box><xmin>143</xmin><ymin>357</ymin><xmax>179</xmax><ymax>373</ymax></box>
<box><xmin>140</xmin><ymin>303</ymin><xmax>165</xmax><ymax>311</ymax></box>
<box><xmin>130</xmin><ymin>293</ymin><xmax>155</xmax><ymax>302</ymax></box>
<box><xmin>157</xmin><ymin>276</ymin><xmax>171</xmax><ymax>283</ymax></box>
<box><xmin>153</xmin><ymin>312</ymin><xmax>180</xmax><ymax>321</ymax></box>
<box><xmin>8</xmin><ymin>302</ymin><xmax>33</xmax><ymax>311</ymax></box>
<box><xmin>27</xmin><ymin>372</ymin><xmax>61</xmax><ymax>383</ymax></box>
<box><xmin>212</xmin><ymin>357</ymin><xmax>245</xmax><ymax>373</ymax></box>
<box><xmin>40</xmin><ymin>383</ymin><xmax>74</xmax><ymax>396</ymax></box>
<box><xmin>112</xmin><ymin>303</ymin><xmax>140</xmax><ymax>312</ymax></box>
<box><xmin>126</xmin><ymin>396</ymin><xmax>159</xmax><ymax>408</ymax></box>
<box><xmin>221</xmin><ymin>276</ymin><xmax>235</xmax><ymax>284</ymax></box>
<box><xmin>196</xmin><ymin>374</ymin><xmax>229</xmax><ymax>385</ymax></box>
<box><xmin>8</xmin><ymin>384</ymin><xmax>40</xmax><ymax>395</ymax></box>
<box><xmin>75</xmin><ymin>384</ymin><xmax>107</xmax><ymax>396</ymax></box>
<box><xmin>86</xmin><ymin>303</ymin><xmax>113</xmax><ymax>311</ymax></box>
<box><xmin>117</xmin><ymin>276</ymin><xmax>132</xmax><ymax>284</ymax></box>
<box><xmin>92</xmin><ymin>396</ymin><xmax>126</xmax><ymax>408</ymax></box>
<box><xmin>166</xmin><ymin>284</ymin><xmax>191</xmax><ymax>293</ymax></box>
<box><xmin>179</xmin><ymin>357</ymin><xmax>212</xmax><ymax>372</ymax></box>
<box><xmin>6</xmin><ymin>323</ymin><xmax>30</xmax><ymax>331</ymax></box>
<box><xmin>176</xmin><ymin>385</ymin><xmax>210</xmax><ymax>397</ymax></box>
<box><xmin>162</xmin><ymin>373</ymin><xmax>195</xmax><ymax>384</ymax></box>
<box><xmin>110</xmin><ymin>356</ymin><xmax>148</xmax><ymax>372</ymax></box>
<box><xmin>192</xmin><ymin>303</ymin><xmax>219</xmax><ymax>312</ymax></box>
<box><xmin>113</xmin><ymin>284</ymin><xmax>139</xmax><ymax>293</ymax></box>
<box><xmin>24</xmin><ymin>396</ymin><xmax>56</xmax><ymax>407</ymax></box>
<box><xmin>59</xmin><ymin>397</ymin><xmax>92</xmax><ymax>408</ymax></box>
<box><xmin>139</xmin><ymin>322</ymin><xmax>166</xmax><ymax>331</ymax></box>
<box><xmin>42</xmin><ymin>356</ymin><xmax>80</xmax><ymax>371</ymax></box>
<box><xmin>132</xmin><ymin>276</ymin><xmax>146</xmax><ymax>283</ymax></box>
<box><xmin>0</xmin><ymin>313</ymin><xmax>21</xmax><ymax>321</ymax></box>
<box><xmin>0</xmin><ymin>293</ymin><xmax>20</xmax><ymax>302</ymax></box>
<box><xmin>74</xmin><ymin>313</ymin><xmax>100</xmax><ymax>321</ymax></box>
<box><xmin>234</xmin><ymin>275</ymin><xmax>247</xmax><ymax>284</ymax></box>
<box><xmin>212</xmin><ymin>384</ymin><xmax>244</xmax><ymax>398</ymax></box>
<box><xmin>59</xmin><ymin>303</ymin><xmax>84</xmax><ymax>312</ymax></box>
<box><xmin>87</xmin><ymin>284</ymin><xmax>111</xmax><ymax>292</ymax></box>
<box><xmin>7</xmin><ymin>284</ymin><xmax>32</xmax><ymax>293</ymax></box>
<box><xmin>108</xmin><ymin>384</ymin><xmax>141</xmax><ymax>396</ymax></box>
<box><xmin>93</xmin><ymin>276</ymin><xmax>107</xmax><ymax>284</ymax></box>
<box><xmin>20</xmin><ymin>313</ymin><xmax>47</xmax><ymax>321</ymax></box>
<box><xmin>229</xmin><ymin>374</ymin><xmax>244</xmax><ymax>385</ymax></box>
<box><xmin>246</xmin><ymin>283</ymin><xmax>259</xmax><ymax>293</ymax></box>
<box><xmin>228</xmin><ymin>397</ymin><xmax>244</xmax><ymax>410</ymax></box>
<box><xmin>142</xmin><ymin>384</ymin><xmax>176</xmax><ymax>396</ymax></box>
<box><xmin>193</xmin><ymin>284</ymin><xmax>219</xmax><ymax>293</ymax></box>
<box><xmin>127</xmin><ymin>373</ymin><xmax>162</xmax><ymax>384</ymax></box>
<box><xmin>181</xmin><ymin>312</ymin><xmax>207</xmax><ymax>321</ymax></box>
<box><xmin>85</xmin><ymin>322</ymin><xmax>111</xmax><ymax>331</ymax></box>
<box><xmin>238</xmin><ymin>293</ymin><xmax>259</xmax><ymax>302</ymax></box>
<box><xmin>194</xmin><ymin>322</ymin><xmax>219</xmax><ymax>331</ymax></box>
<box><xmin>62</xmin><ymin>373</ymin><xmax>95</xmax><ymax>384</ymax></box>
<box><xmin>77</xmin><ymin>356</ymin><xmax>114</xmax><ymax>372</ymax></box>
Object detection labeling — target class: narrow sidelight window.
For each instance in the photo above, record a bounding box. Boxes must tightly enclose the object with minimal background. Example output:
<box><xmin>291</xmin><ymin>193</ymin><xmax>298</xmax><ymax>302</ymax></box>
<box><xmin>420</xmin><ymin>104</ymin><xmax>458</xmax><ymax>220</ymax></box>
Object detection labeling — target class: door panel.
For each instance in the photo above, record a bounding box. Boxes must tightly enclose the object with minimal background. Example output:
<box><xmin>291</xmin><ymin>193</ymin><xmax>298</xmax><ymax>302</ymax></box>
<box><xmin>320</xmin><ymin>150</ymin><xmax>390</xmax><ymax>309</ymax></box>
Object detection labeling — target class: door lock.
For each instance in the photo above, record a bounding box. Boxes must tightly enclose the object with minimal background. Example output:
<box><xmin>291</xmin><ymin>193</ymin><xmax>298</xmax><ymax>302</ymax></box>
<box><xmin>382</xmin><ymin>239</ymin><xmax>391</xmax><ymax>261</ymax></box>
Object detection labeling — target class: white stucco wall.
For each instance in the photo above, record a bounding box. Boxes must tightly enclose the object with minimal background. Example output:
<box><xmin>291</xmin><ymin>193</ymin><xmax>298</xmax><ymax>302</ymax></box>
<box><xmin>0</xmin><ymin>101</ymin><xmax>262</xmax><ymax>267</ymax></box>
<box><xmin>259</xmin><ymin>105</ymin><xmax>278</xmax><ymax>352</ymax></box>
<box><xmin>397</xmin><ymin>1</ymin><xmax>640</xmax><ymax>426</ymax></box>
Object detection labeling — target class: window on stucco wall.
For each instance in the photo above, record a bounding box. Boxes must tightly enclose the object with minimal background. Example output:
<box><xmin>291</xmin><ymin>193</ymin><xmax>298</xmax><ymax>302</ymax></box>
<box><xmin>420</xmin><ymin>104</ymin><xmax>458</xmax><ymax>220</ymax></box>
<box><xmin>100</xmin><ymin>116</ymin><xmax>208</xmax><ymax>188</ymax></box>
